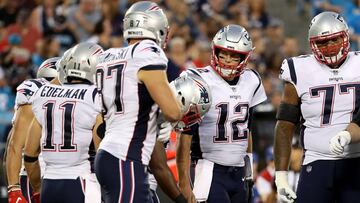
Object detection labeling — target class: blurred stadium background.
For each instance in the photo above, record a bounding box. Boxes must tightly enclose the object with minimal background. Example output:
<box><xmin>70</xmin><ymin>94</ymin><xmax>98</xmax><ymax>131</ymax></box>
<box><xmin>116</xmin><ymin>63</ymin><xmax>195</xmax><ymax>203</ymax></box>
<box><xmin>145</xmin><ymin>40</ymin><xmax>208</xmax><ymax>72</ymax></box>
<box><xmin>0</xmin><ymin>0</ymin><xmax>356</xmax><ymax>202</ymax></box>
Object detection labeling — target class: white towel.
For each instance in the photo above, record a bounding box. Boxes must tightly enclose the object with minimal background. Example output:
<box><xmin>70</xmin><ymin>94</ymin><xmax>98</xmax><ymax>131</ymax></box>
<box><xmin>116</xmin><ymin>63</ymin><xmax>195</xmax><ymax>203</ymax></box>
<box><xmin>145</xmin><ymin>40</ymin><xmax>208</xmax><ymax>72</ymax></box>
<box><xmin>84</xmin><ymin>173</ymin><xmax>102</xmax><ymax>203</ymax></box>
<box><xmin>193</xmin><ymin>159</ymin><xmax>214</xmax><ymax>202</ymax></box>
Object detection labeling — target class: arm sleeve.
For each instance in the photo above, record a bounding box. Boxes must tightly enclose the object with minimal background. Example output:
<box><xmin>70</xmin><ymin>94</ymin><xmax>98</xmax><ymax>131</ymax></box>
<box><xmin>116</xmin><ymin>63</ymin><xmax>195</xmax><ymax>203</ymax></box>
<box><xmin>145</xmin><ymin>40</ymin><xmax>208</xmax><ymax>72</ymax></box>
<box><xmin>132</xmin><ymin>40</ymin><xmax>168</xmax><ymax>71</ymax></box>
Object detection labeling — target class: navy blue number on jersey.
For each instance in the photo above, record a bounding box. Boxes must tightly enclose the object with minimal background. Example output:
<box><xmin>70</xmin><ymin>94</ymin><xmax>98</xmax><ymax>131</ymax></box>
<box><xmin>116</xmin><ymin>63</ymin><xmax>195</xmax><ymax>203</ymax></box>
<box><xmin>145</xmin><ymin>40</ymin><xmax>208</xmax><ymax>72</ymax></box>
<box><xmin>310</xmin><ymin>83</ymin><xmax>360</xmax><ymax>125</ymax></box>
<box><xmin>43</xmin><ymin>101</ymin><xmax>77</xmax><ymax>151</ymax></box>
<box><xmin>213</xmin><ymin>103</ymin><xmax>249</xmax><ymax>142</ymax></box>
<box><xmin>96</xmin><ymin>63</ymin><xmax>125</xmax><ymax>114</ymax></box>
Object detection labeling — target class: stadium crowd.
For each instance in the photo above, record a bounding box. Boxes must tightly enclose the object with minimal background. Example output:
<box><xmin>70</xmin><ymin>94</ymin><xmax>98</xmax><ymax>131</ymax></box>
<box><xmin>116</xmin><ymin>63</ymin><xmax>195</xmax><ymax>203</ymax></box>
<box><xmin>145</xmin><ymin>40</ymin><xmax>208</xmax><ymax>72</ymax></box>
<box><xmin>1</xmin><ymin>0</ymin><xmax>359</xmax><ymax>202</ymax></box>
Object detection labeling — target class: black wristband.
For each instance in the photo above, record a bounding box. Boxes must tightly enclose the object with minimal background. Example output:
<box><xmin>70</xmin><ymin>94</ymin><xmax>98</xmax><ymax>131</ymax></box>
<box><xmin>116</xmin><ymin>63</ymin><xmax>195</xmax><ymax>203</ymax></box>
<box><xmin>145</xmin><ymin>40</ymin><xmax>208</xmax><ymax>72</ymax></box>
<box><xmin>174</xmin><ymin>194</ymin><xmax>187</xmax><ymax>203</ymax></box>
<box><xmin>24</xmin><ymin>154</ymin><xmax>39</xmax><ymax>163</ymax></box>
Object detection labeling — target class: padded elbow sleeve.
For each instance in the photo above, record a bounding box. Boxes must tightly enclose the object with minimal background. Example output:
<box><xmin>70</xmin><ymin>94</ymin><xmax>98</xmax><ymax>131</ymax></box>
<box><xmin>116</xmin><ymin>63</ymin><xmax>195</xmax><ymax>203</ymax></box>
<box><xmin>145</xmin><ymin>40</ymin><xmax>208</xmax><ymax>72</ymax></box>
<box><xmin>276</xmin><ymin>103</ymin><xmax>300</xmax><ymax>124</ymax></box>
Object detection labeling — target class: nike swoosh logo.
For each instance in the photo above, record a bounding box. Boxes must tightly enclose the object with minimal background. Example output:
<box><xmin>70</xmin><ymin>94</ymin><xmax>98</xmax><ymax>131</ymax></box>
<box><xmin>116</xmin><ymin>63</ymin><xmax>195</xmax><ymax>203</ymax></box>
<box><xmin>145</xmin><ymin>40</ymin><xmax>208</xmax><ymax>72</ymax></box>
<box><xmin>16</xmin><ymin>197</ymin><xmax>22</xmax><ymax>203</ymax></box>
<box><xmin>24</xmin><ymin>84</ymin><xmax>32</xmax><ymax>87</ymax></box>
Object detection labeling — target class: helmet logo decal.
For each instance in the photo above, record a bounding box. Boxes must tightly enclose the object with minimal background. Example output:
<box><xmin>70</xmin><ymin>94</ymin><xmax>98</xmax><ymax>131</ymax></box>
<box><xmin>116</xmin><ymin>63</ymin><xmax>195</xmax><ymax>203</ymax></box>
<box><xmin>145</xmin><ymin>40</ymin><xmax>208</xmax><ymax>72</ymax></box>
<box><xmin>193</xmin><ymin>79</ymin><xmax>210</xmax><ymax>105</ymax></box>
<box><xmin>148</xmin><ymin>5</ymin><xmax>160</xmax><ymax>11</ymax></box>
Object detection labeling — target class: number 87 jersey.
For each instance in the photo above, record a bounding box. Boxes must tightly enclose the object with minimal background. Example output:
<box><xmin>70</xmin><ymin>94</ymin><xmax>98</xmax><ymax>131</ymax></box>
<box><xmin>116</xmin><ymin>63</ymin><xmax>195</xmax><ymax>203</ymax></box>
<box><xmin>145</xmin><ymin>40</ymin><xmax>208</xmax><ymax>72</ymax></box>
<box><xmin>95</xmin><ymin>40</ymin><xmax>168</xmax><ymax>166</ymax></box>
<box><xmin>187</xmin><ymin>66</ymin><xmax>267</xmax><ymax>167</ymax></box>
<box><xmin>279</xmin><ymin>52</ymin><xmax>360</xmax><ymax>165</ymax></box>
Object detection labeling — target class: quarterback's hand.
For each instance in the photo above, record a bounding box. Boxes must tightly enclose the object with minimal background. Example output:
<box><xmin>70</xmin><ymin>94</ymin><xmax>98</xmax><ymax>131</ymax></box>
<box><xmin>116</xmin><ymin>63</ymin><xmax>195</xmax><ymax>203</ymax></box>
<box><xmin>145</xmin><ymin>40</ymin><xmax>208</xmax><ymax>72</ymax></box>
<box><xmin>329</xmin><ymin>131</ymin><xmax>351</xmax><ymax>155</ymax></box>
<box><xmin>275</xmin><ymin>171</ymin><xmax>297</xmax><ymax>203</ymax></box>
<box><xmin>157</xmin><ymin>121</ymin><xmax>172</xmax><ymax>142</ymax></box>
<box><xmin>8</xmin><ymin>187</ymin><xmax>28</xmax><ymax>203</ymax></box>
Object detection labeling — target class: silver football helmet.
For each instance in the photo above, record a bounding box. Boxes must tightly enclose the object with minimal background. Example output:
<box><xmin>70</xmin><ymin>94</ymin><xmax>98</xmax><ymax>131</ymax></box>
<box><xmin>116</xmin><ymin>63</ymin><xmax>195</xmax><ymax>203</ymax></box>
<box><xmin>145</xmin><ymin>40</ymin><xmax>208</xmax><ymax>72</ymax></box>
<box><xmin>309</xmin><ymin>11</ymin><xmax>349</xmax><ymax>65</ymax></box>
<box><xmin>123</xmin><ymin>1</ymin><xmax>169</xmax><ymax>48</ymax></box>
<box><xmin>37</xmin><ymin>57</ymin><xmax>60</xmax><ymax>80</ymax></box>
<box><xmin>57</xmin><ymin>42</ymin><xmax>103</xmax><ymax>84</ymax></box>
<box><xmin>170</xmin><ymin>68</ymin><xmax>212</xmax><ymax>129</ymax></box>
<box><xmin>56</xmin><ymin>47</ymin><xmax>73</xmax><ymax>84</ymax></box>
<box><xmin>211</xmin><ymin>24</ymin><xmax>254</xmax><ymax>79</ymax></box>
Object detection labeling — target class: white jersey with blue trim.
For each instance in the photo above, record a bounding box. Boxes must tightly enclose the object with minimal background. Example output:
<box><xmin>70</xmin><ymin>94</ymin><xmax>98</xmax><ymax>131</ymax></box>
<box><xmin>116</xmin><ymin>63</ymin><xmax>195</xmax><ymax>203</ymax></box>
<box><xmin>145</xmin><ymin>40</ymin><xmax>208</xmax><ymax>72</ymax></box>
<box><xmin>31</xmin><ymin>83</ymin><xmax>101</xmax><ymax>179</ymax></box>
<box><xmin>189</xmin><ymin>66</ymin><xmax>267</xmax><ymax>167</ymax></box>
<box><xmin>13</xmin><ymin>78</ymin><xmax>49</xmax><ymax>122</ymax></box>
<box><xmin>279</xmin><ymin>52</ymin><xmax>360</xmax><ymax>165</ymax></box>
<box><xmin>13</xmin><ymin>78</ymin><xmax>49</xmax><ymax>176</ymax></box>
<box><xmin>96</xmin><ymin>39</ymin><xmax>168</xmax><ymax>165</ymax></box>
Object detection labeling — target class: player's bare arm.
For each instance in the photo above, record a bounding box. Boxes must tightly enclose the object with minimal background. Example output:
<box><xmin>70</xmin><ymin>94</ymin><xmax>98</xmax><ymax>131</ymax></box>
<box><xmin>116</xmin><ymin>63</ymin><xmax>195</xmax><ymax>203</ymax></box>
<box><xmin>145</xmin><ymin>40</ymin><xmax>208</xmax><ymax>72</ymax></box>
<box><xmin>24</xmin><ymin>118</ymin><xmax>42</xmax><ymax>193</ymax></box>
<box><xmin>274</xmin><ymin>82</ymin><xmax>300</xmax><ymax>170</ymax></box>
<box><xmin>176</xmin><ymin>133</ymin><xmax>195</xmax><ymax>202</ymax></box>
<box><xmin>345</xmin><ymin>122</ymin><xmax>360</xmax><ymax>143</ymax></box>
<box><xmin>247</xmin><ymin>132</ymin><xmax>253</xmax><ymax>153</ymax></box>
<box><xmin>138</xmin><ymin>69</ymin><xmax>182</xmax><ymax>122</ymax></box>
<box><xmin>149</xmin><ymin>140</ymin><xmax>189</xmax><ymax>203</ymax></box>
<box><xmin>6</xmin><ymin>105</ymin><xmax>34</xmax><ymax>186</ymax></box>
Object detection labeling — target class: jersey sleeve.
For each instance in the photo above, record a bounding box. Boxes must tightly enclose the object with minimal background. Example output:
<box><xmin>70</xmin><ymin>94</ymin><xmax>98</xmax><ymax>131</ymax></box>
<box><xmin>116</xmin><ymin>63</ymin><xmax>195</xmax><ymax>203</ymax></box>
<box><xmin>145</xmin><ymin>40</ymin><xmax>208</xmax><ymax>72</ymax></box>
<box><xmin>132</xmin><ymin>40</ymin><xmax>168</xmax><ymax>71</ymax></box>
<box><xmin>91</xmin><ymin>87</ymin><xmax>102</xmax><ymax>114</ymax></box>
<box><xmin>250</xmin><ymin>70</ymin><xmax>267</xmax><ymax>107</ymax></box>
<box><xmin>15</xmin><ymin>79</ymin><xmax>44</xmax><ymax>106</ymax></box>
<box><xmin>279</xmin><ymin>58</ymin><xmax>296</xmax><ymax>85</ymax></box>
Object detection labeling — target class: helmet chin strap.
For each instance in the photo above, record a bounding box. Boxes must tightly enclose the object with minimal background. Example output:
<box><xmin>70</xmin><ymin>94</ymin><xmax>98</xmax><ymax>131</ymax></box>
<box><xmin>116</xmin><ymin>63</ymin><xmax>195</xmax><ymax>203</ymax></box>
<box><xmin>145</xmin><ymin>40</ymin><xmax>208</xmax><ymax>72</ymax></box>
<box><xmin>216</xmin><ymin>65</ymin><xmax>237</xmax><ymax>78</ymax></box>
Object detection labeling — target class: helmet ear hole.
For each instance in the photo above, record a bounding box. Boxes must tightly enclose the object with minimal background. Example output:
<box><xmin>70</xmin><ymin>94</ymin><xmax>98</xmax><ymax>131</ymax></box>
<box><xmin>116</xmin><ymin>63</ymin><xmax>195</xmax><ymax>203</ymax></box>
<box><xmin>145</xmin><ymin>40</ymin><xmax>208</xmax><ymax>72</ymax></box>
<box><xmin>160</xmin><ymin>30</ymin><xmax>164</xmax><ymax>36</ymax></box>
<box><xmin>181</xmin><ymin>97</ymin><xmax>185</xmax><ymax>106</ymax></box>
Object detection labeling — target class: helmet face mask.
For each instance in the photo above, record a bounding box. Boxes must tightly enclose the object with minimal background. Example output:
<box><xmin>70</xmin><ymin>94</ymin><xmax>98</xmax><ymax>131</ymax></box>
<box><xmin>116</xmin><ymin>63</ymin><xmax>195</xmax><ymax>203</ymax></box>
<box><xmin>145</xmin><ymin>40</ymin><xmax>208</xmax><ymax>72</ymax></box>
<box><xmin>211</xmin><ymin>25</ymin><xmax>254</xmax><ymax>79</ymax></box>
<box><xmin>309</xmin><ymin>12</ymin><xmax>349</xmax><ymax>66</ymax></box>
<box><xmin>123</xmin><ymin>1</ymin><xmax>169</xmax><ymax>48</ymax></box>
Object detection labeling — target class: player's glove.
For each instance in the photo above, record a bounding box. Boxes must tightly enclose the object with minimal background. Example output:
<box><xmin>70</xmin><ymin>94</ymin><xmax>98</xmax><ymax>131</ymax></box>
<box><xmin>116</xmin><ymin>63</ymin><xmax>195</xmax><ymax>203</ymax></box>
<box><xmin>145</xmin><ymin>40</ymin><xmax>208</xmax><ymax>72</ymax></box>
<box><xmin>329</xmin><ymin>131</ymin><xmax>351</xmax><ymax>155</ymax></box>
<box><xmin>157</xmin><ymin>121</ymin><xmax>172</xmax><ymax>142</ymax></box>
<box><xmin>8</xmin><ymin>187</ymin><xmax>27</xmax><ymax>203</ymax></box>
<box><xmin>275</xmin><ymin>171</ymin><xmax>297</xmax><ymax>203</ymax></box>
<box><xmin>31</xmin><ymin>192</ymin><xmax>40</xmax><ymax>203</ymax></box>
<box><xmin>244</xmin><ymin>153</ymin><xmax>254</xmax><ymax>203</ymax></box>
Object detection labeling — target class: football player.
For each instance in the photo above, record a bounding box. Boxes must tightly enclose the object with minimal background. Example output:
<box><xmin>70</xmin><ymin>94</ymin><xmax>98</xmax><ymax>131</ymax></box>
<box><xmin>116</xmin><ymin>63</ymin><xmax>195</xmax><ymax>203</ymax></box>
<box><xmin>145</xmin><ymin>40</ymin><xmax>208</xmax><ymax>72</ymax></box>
<box><xmin>23</xmin><ymin>42</ymin><xmax>104</xmax><ymax>203</ymax></box>
<box><xmin>6</xmin><ymin>57</ymin><xmax>59</xmax><ymax>203</ymax></box>
<box><xmin>93</xmin><ymin>1</ymin><xmax>195</xmax><ymax>202</ymax></box>
<box><xmin>176</xmin><ymin>24</ymin><xmax>267</xmax><ymax>203</ymax></box>
<box><xmin>274</xmin><ymin>11</ymin><xmax>360</xmax><ymax>203</ymax></box>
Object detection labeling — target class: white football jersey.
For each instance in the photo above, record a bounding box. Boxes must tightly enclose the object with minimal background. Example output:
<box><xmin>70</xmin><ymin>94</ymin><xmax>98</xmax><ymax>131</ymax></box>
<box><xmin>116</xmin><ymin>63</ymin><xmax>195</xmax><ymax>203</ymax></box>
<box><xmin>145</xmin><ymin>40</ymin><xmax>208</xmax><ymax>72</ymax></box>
<box><xmin>96</xmin><ymin>40</ymin><xmax>168</xmax><ymax>165</ymax></box>
<box><xmin>13</xmin><ymin>78</ymin><xmax>49</xmax><ymax>122</ymax></box>
<box><xmin>31</xmin><ymin>83</ymin><xmax>101</xmax><ymax>179</ymax></box>
<box><xmin>13</xmin><ymin>78</ymin><xmax>49</xmax><ymax>176</ymax></box>
<box><xmin>189</xmin><ymin>66</ymin><xmax>267</xmax><ymax>167</ymax></box>
<box><xmin>280</xmin><ymin>52</ymin><xmax>360</xmax><ymax>164</ymax></box>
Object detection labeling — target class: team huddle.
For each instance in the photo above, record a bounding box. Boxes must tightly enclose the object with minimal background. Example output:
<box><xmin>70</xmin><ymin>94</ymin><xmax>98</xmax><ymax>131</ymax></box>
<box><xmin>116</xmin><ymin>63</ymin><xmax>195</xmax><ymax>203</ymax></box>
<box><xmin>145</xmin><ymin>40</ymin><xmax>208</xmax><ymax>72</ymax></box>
<box><xmin>4</xmin><ymin>1</ymin><xmax>360</xmax><ymax>203</ymax></box>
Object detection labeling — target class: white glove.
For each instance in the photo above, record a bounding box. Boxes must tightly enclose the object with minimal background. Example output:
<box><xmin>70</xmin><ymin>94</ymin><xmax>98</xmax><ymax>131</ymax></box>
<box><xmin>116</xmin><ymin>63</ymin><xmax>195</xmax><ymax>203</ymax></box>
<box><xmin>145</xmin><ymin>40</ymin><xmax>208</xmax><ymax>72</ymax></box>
<box><xmin>244</xmin><ymin>153</ymin><xmax>253</xmax><ymax>180</ymax></box>
<box><xmin>157</xmin><ymin>121</ymin><xmax>172</xmax><ymax>142</ymax></box>
<box><xmin>329</xmin><ymin>131</ymin><xmax>351</xmax><ymax>155</ymax></box>
<box><xmin>275</xmin><ymin>171</ymin><xmax>297</xmax><ymax>203</ymax></box>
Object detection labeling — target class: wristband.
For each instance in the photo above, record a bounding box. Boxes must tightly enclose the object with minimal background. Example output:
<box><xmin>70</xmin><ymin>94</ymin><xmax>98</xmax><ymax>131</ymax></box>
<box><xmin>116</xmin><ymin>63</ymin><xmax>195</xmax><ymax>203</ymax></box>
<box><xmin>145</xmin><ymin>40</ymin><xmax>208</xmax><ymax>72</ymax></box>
<box><xmin>24</xmin><ymin>154</ymin><xmax>39</xmax><ymax>163</ymax></box>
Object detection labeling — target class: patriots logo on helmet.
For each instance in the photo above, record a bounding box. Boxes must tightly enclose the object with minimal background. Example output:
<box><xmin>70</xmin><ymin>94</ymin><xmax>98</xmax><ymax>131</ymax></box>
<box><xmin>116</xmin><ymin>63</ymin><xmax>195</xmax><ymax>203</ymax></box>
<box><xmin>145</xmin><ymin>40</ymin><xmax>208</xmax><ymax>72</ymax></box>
<box><xmin>193</xmin><ymin>79</ymin><xmax>210</xmax><ymax>104</ymax></box>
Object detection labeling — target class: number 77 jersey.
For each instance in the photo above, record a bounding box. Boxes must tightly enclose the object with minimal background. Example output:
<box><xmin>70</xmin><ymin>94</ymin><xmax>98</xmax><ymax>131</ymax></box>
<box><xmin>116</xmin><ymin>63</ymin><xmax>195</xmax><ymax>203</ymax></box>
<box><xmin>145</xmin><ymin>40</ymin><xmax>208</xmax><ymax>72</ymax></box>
<box><xmin>279</xmin><ymin>52</ymin><xmax>360</xmax><ymax>165</ymax></box>
<box><xmin>95</xmin><ymin>40</ymin><xmax>168</xmax><ymax>165</ymax></box>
